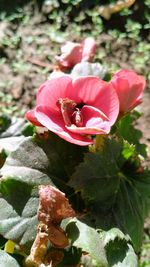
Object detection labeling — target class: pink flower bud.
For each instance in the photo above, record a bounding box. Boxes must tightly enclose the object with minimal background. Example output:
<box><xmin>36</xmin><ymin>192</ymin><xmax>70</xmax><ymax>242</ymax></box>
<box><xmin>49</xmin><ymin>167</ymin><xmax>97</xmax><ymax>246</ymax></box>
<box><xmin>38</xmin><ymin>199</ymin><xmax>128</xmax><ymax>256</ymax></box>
<box><xmin>111</xmin><ymin>69</ymin><xmax>146</xmax><ymax>114</ymax></box>
<box><xmin>55</xmin><ymin>37</ymin><xmax>96</xmax><ymax>69</ymax></box>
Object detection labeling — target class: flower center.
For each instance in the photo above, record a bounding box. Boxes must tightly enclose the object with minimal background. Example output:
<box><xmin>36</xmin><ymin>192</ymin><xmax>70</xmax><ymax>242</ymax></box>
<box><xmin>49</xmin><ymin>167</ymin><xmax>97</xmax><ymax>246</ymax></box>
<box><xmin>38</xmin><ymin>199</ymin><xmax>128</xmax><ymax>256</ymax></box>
<box><xmin>57</xmin><ymin>98</ymin><xmax>83</xmax><ymax>127</ymax></box>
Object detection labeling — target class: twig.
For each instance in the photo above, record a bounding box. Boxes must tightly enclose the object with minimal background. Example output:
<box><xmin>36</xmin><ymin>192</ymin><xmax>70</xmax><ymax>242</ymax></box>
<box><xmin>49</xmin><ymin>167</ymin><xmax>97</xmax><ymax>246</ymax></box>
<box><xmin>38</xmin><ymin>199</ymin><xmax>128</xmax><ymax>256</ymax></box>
<box><xmin>99</xmin><ymin>0</ymin><xmax>136</xmax><ymax>19</ymax></box>
<box><xmin>27</xmin><ymin>58</ymin><xmax>53</xmax><ymax>70</ymax></box>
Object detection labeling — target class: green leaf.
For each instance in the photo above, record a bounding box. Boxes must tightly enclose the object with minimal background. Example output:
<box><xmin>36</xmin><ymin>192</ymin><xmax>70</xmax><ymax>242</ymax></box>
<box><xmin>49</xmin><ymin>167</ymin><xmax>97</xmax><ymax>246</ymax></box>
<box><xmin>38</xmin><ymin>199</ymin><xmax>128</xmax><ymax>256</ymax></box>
<box><xmin>0</xmin><ymin>149</ymin><xmax>7</xmax><ymax>169</ymax></box>
<box><xmin>0</xmin><ymin>117</ymin><xmax>29</xmax><ymax>138</ymax></box>
<box><xmin>69</xmin><ymin>138</ymin><xmax>150</xmax><ymax>252</ymax></box>
<box><xmin>101</xmin><ymin>228</ymin><xmax>138</xmax><ymax>267</ymax></box>
<box><xmin>0</xmin><ymin>180</ymin><xmax>40</xmax><ymax>246</ymax></box>
<box><xmin>114</xmin><ymin>244</ymin><xmax>138</xmax><ymax>267</ymax></box>
<box><xmin>106</xmin><ymin>241</ymin><xmax>137</xmax><ymax>267</ymax></box>
<box><xmin>35</xmin><ymin>132</ymin><xmax>86</xmax><ymax>182</ymax></box>
<box><xmin>101</xmin><ymin>228</ymin><xmax>131</xmax><ymax>246</ymax></box>
<box><xmin>122</xmin><ymin>141</ymin><xmax>136</xmax><ymax>160</ymax></box>
<box><xmin>0</xmin><ymin>134</ymin><xmax>85</xmax><ymax>247</ymax></box>
<box><xmin>69</xmin><ymin>138</ymin><xmax>121</xmax><ymax>206</ymax></box>
<box><xmin>110</xmin><ymin>170</ymin><xmax>150</xmax><ymax>252</ymax></box>
<box><xmin>0</xmin><ymin>236</ymin><xmax>7</xmax><ymax>249</ymax></box>
<box><xmin>65</xmin><ymin>218</ymin><xmax>108</xmax><ymax>267</ymax></box>
<box><xmin>0</xmin><ymin>115</ymin><xmax>11</xmax><ymax>135</ymax></box>
<box><xmin>57</xmin><ymin>246</ymin><xmax>82</xmax><ymax>267</ymax></box>
<box><xmin>0</xmin><ymin>250</ymin><xmax>20</xmax><ymax>267</ymax></box>
<box><xmin>0</xmin><ymin>137</ymin><xmax>53</xmax><ymax>246</ymax></box>
<box><xmin>120</xmin><ymin>140</ymin><xmax>141</xmax><ymax>171</ymax></box>
<box><xmin>117</xmin><ymin>112</ymin><xmax>147</xmax><ymax>157</ymax></box>
<box><xmin>0</xmin><ymin>136</ymin><xmax>26</xmax><ymax>154</ymax></box>
<box><xmin>21</xmin><ymin>123</ymin><xmax>35</xmax><ymax>137</ymax></box>
<box><xmin>115</xmin><ymin>174</ymin><xmax>150</xmax><ymax>252</ymax></box>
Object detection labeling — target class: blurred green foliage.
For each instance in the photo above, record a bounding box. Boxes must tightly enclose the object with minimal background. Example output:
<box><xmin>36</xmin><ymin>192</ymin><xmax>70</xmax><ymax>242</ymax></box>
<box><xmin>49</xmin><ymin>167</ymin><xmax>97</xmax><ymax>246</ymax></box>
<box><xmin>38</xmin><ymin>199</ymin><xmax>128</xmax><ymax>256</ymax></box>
<box><xmin>0</xmin><ymin>1</ymin><xmax>149</xmax><ymax>32</ymax></box>
<box><xmin>0</xmin><ymin>1</ymin><xmax>149</xmax><ymax>41</ymax></box>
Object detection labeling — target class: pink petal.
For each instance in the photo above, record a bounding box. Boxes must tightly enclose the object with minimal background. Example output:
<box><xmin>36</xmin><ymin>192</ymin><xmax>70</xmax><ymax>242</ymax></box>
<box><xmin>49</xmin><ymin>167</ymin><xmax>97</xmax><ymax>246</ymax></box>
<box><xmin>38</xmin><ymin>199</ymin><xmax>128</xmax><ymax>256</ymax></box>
<box><xmin>82</xmin><ymin>37</ymin><xmax>96</xmax><ymax>62</ymax></box>
<box><xmin>35</xmin><ymin>105</ymin><xmax>94</xmax><ymax>146</ymax></box>
<box><xmin>35</xmin><ymin>106</ymin><xmax>63</xmax><ymax>131</ymax></box>
<box><xmin>66</xmin><ymin>105</ymin><xmax>110</xmax><ymax>135</ymax></box>
<box><xmin>70</xmin><ymin>76</ymin><xmax>105</xmax><ymax>103</ymax></box>
<box><xmin>82</xmin><ymin>105</ymin><xmax>110</xmax><ymax>132</ymax></box>
<box><xmin>111</xmin><ymin>78</ymin><xmax>130</xmax><ymax>112</ymax></box>
<box><xmin>114</xmin><ymin>69</ymin><xmax>146</xmax><ymax>91</ymax></box>
<box><xmin>112</xmin><ymin>79</ymin><xmax>143</xmax><ymax>112</ymax></box>
<box><xmin>111</xmin><ymin>69</ymin><xmax>146</xmax><ymax>113</ymax></box>
<box><xmin>68</xmin><ymin>77</ymin><xmax>119</xmax><ymax>125</ymax></box>
<box><xmin>36</xmin><ymin>77</ymin><xmax>73</xmax><ymax>111</ymax></box>
<box><xmin>93</xmin><ymin>82</ymin><xmax>119</xmax><ymax>126</ymax></box>
<box><xmin>61</xmin><ymin>41</ymin><xmax>81</xmax><ymax>54</ymax></box>
<box><xmin>25</xmin><ymin>109</ymin><xmax>42</xmax><ymax>126</ymax></box>
<box><xmin>56</xmin><ymin>41</ymin><xmax>83</xmax><ymax>68</ymax></box>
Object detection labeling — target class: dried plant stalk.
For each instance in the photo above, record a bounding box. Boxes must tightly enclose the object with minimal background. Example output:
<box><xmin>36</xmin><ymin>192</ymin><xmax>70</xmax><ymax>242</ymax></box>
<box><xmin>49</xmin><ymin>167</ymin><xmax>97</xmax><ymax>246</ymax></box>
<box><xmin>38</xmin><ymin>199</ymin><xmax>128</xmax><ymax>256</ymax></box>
<box><xmin>99</xmin><ymin>0</ymin><xmax>136</xmax><ymax>19</ymax></box>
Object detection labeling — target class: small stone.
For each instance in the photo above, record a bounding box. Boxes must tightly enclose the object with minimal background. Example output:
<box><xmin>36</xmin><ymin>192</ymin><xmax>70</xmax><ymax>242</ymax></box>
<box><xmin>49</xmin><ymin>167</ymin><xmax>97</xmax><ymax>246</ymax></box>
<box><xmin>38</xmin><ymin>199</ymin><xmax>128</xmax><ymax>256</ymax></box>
<box><xmin>11</xmin><ymin>76</ymin><xmax>24</xmax><ymax>100</ymax></box>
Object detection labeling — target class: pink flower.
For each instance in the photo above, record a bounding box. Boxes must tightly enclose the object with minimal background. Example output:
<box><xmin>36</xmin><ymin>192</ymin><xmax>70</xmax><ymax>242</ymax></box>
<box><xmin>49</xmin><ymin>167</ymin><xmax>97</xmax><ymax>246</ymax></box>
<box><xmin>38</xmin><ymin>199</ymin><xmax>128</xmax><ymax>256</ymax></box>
<box><xmin>55</xmin><ymin>37</ymin><xmax>96</xmax><ymax>69</ymax></box>
<box><xmin>25</xmin><ymin>76</ymin><xmax>119</xmax><ymax>146</ymax></box>
<box><xmin>111</xmin><ymin>69</ymin><xmax>146</xmax><ymax>113</ymax></box>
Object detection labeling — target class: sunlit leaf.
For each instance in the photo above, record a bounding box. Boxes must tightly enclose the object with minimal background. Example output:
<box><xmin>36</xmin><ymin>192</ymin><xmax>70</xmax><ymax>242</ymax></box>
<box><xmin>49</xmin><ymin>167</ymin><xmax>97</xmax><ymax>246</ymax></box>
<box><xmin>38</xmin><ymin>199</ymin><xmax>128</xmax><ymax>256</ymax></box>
<box><xmin>117</xmin><ymin>112</ymin><xmax>147</xmax><ymax>157</ymax></box>
<box><xmin>101</xmin><ymin>228</ymin><xmax>138</xmax><ymax>267</ymax></box>
<box><xmin>0</xmin><ymin>134</ymin><xmax>85</xmax><ymax>246</ymax></box>
<box><xmin>69</xmin><ymin>138</ymin><xmax>150</xmax><ymax>252</ymax></box>
<box><xmin>65</xmin><ymin>218</ymin><xmax>108</xmax><ymax>267</ymax></box>
<box><xmin>4</xmin><ymin>240</ymin><xmax>15</xmax><ymax>254</ymax></box>
<box><xmin>0</xmin><ymin>250</ymin><xmax>20</xmax><ymax>267</ymax></box>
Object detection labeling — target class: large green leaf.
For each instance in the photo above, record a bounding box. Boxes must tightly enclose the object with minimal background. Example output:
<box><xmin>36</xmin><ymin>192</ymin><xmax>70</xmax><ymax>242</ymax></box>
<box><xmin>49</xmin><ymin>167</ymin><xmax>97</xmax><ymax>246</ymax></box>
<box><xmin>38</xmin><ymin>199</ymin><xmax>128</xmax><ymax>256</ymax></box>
<box><xmin>69</xmin><ymin>138</ymin><xmax>150</xmax><ymax>252</ymax></box>
<box><xmin>0</xmin><ymin>137</ymin><xmax>51</xmax><ymax>246</ymax></box>
<box><xmin>0</xmin><ymin>181</ymin><xmax>39</xmax><ymax>246</ymax></box>
<box><xmin>0</xmin><ymin>250</ymin><xmax>20</xmax><ymax>267</ymax></box>
<box><xmin>0</xmin><ymin>134</ymin><xmax>85</xmax><ymax>246</ymax></box>
<box><xmin>113</xmin><ymin>171</ymin><xmax>150</xmax><ymax>251</ymax></box>
<box><xmin>65</xmin><ymin>218</ymin><xmax>108</xmax><ymax>267</ymax></box>
<box><xmin>69</xmin><ymin>139</ymin><xmax>121</xmax><ymax>205</ymax></box>
<box><xmin>64</xmin><ymin>220</ymin><xmax>138</xmax><ymax>267</ymax></box>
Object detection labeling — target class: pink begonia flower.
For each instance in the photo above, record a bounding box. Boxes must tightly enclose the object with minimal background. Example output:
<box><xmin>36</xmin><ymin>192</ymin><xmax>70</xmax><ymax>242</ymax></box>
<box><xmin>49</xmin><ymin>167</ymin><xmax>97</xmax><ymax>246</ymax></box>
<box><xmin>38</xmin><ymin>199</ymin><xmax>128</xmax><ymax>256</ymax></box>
<box><xmin>25</xmin><ymin>76</ymin><xmax>119</xmax><ymax>146</ymax></box>
<box><xmin>111</xmin><ymin>69</ymin><xmax>146</xmax><ymax>113</ymax></box>
<box><xmin>55</xmin><ymin>37</ymin><xmax>96</xmax><ymax>69</ymax></box>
